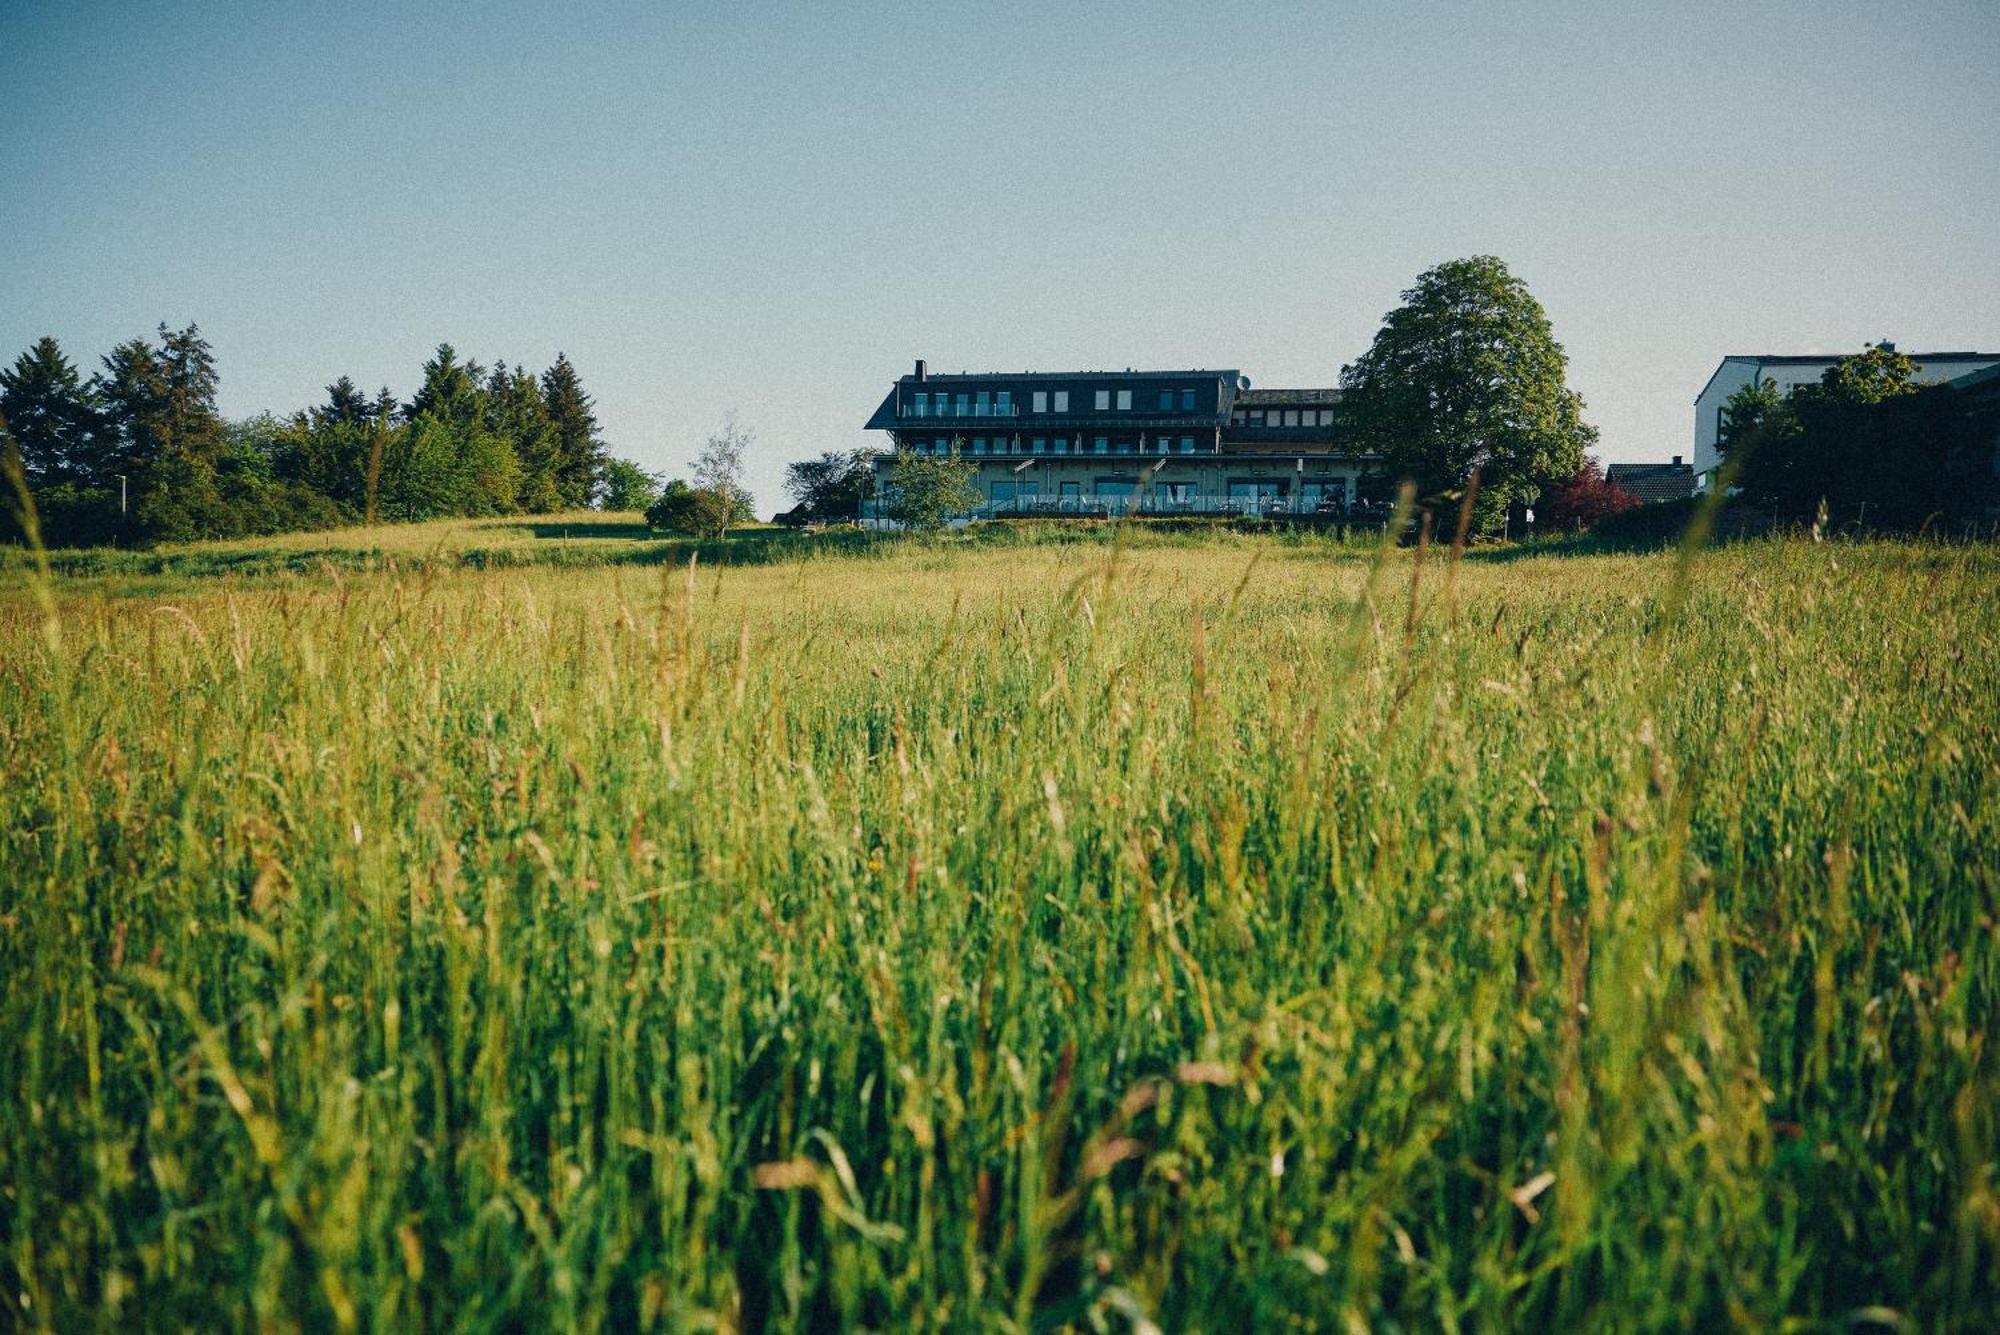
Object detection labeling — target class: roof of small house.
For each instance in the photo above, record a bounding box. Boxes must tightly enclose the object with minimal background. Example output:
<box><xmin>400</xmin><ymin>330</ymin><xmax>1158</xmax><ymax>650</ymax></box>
<box><xmin>1606</xmin><ymin>461</ymin><xmax>1696</xmax><ymax>505</ymax></box>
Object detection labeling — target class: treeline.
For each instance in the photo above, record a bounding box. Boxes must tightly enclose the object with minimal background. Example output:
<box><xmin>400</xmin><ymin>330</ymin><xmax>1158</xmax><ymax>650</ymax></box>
<box><xmin>0</xmin><ymin>326</ymin><xmax>632</xmax><ymax>548</ymax></box>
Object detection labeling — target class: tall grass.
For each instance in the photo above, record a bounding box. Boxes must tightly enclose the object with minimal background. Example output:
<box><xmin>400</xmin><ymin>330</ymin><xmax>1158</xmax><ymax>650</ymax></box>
<box><xmin>1</xmin><ymin>526</ymin><xmax>1995</xmax><ymax>1330</ymax></box>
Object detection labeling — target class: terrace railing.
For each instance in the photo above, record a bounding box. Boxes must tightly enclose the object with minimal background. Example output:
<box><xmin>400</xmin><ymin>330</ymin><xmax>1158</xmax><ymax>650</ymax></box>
<box><xmin>901</xmin><ymin>402</ymin><xmax>1020</xmax><ymax>418</ymax></box>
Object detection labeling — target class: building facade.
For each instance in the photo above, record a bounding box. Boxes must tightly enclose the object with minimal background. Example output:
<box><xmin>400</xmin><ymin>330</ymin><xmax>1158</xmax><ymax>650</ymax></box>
<box><xmin>861</xmin><ymin>362</ymin><xmax>1369</xmax><ymax>520</ymax></box>
<box><xmin>1691</xmin><ymin>349</ymin><xmax>2000</xmax><ymax>491</ymax></box>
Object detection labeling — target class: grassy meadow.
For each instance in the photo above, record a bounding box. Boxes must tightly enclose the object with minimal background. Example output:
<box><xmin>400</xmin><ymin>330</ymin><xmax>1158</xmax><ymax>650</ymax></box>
<box><xmin>1</xmin><ymin>520</ymin><xmax>1996</xmax><ymax>1330</ymax></box>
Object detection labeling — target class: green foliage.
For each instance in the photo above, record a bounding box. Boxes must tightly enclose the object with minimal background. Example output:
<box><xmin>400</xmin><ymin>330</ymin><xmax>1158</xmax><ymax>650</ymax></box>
<box><xmin>691</xmin><ymin>419</ymin><xmax>755</xmax><ymax>536</ymax></box>
<box><xmin>0</xmin><ymin>327</ymin><xmax>643</xmax><ymax>549</ymax></box>
<box><xmin>1727</xmin><ymin>346</ymin><xmax>1996</xmax><ymax>529</ymax></box>
<box><xmin>0</xmin><ymin>533</ymin><xmax>1994</xmax><ymax>1328</ymax></box>
<box><xmin>644</xmin><ymin>477</ymin><xmax>701</xmax><ymax>533</ymax></box>
<box><xmin>541</xmin><ymin>353</ymin><xmax>606</xmax><ymax>509</ymax></box>
<box><xmin>886</xmin><ymin>444</ymin><xmax>980</xmax><ymax>531</ymax></box>
<box><xmin>598</xmin><ymin>456</ymin><xmax>663</xmax><ymax>511</ymax></box>
<box><xmin>1814</xmin><ymin>341</ymin><xmax>1920</xmax><ymax>405</ymax></box>
<box><xmin>0</xmin><ymin>335</ymin><xmax>100</xmax><ymax>482</ymax></box>
<box><xmin>1340</xmin><ymin>255</ymin><xmax>1596</xmax><ymax>531</ymax></box>
<box><xmin>784</xmin><ymin>447</ymin><xmax>879</xmax><ymax>521</ymax></box>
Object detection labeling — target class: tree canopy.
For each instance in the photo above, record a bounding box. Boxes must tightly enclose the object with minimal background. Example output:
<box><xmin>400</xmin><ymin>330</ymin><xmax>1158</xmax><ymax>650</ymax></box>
<box><xmin>1339</xmin><ymin>255</ymin><xmax>1595</xmax><ymax>532</ymax></box>
<box><xmin>0</xmin><ymin>328</ymin><xmax>630</xmax><ymax>549</ymax></box>
<box><xmin>886</xmin><ymin>445</ymin><xmax>979</xmax><ymax>533</ymax></box>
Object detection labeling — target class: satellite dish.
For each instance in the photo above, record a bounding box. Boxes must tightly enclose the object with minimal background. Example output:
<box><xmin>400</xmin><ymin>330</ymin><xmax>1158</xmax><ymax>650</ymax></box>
<box><xmin>1238</xmin><ymin>375</ymin><xmax>1252</xmax><ymax>390</ymax></box>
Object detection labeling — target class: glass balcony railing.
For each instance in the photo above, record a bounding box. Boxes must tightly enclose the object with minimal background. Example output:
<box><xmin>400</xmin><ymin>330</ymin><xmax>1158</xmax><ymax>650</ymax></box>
<box><xmin>901</xmin><ymin>402</ymin><xmax>1020</xmax><ymax>418</ymax></box>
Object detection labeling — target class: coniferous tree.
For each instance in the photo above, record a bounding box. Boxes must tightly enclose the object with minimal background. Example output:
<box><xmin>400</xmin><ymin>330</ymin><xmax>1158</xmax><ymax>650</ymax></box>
<box><xmin>541</xmin><ymin>353</ymin><xmax>605</xmax><ymax>509</ymax></box>
<box><xmin>323</xmin><ymin>376</ymin><xmax>370</xmax><ymax>424</ymax></box>
<box><xmin>486</xmin><ymin>363</ymin><xmax>560</xmax><ymax>513</ymax></box>
<box><xmin>0</xmin><ymin>337</ymin><xmax>100</xmax><ymax>483</ymax></box>
<box><xmin>95</xmin><ymin>337</ymin><xmax>169</xmax><ymax>478</ymax></box>
<box><xmin>408</xmin><ymin>345</ymin><xmax>483</xmax><ymax>431</ymax></box>
<box><xmin>154</xmin><ymin>323</ymin><xmax>226</xmax><ymax>464</ymax></box>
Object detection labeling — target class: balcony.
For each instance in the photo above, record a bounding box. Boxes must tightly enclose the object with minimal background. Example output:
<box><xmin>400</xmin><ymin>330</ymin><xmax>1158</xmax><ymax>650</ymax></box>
<box><xmin>901</xmin><ymin>402</ymin><xmax>1020</xmax><ymax>419</ymax></box>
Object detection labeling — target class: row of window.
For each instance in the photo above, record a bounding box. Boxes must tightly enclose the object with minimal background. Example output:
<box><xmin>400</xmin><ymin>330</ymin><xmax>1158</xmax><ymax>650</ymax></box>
<box><xmin>912</xmin><ymin>436</ymin><xmax>1203</xmax><ymax>456</ymax></box>
<box><xmin>986</xmin><ymin>479</ymin><xmax>1355</xmax><ymax>502</ymax></box>
<box><xmin>907</xmin><ymin>386</ymin><xmax>1205</xmax><ymax>417</ymax></box>
<box><xmin>1232</xmin><ymin>408</ymin><xmax>1337</xmax><ymax>426</ymax></box>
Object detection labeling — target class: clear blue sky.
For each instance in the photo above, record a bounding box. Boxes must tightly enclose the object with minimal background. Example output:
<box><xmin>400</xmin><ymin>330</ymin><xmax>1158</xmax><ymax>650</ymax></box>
<box><xmin>4</xmin><ymin>0</ymin><xmax>1996</xmax><ymax>512</ymax></box>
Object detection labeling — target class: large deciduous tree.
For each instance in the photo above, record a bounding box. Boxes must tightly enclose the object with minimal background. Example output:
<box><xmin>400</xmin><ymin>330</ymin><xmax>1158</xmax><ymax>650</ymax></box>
<box><xmin>1340</xmin><ymin>256</ymin><xmax>1595</xmax><ymax>533</ymax></box>
<box><xmin>784</xmin><ymin>448</ymin><xmax>878</xmax><ymax>522</ymax></box>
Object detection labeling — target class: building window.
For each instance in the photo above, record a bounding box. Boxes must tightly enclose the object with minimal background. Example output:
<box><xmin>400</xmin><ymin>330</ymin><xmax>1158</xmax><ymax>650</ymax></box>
<box><xmin>1249</xmin><ymin>410</ymin><xmax>1265</xmax><ymax>425</ymax></box>
<box><xmin>1094</xmin><ymin>436</ymin><xmax>1108</xmax><ymax>454</ymax></box>
<box><xmin>971</xmin><ymin>438</ymin><xmax>985</xmax><ymax>454</ymax></box>
<box><xmin>997</xmin><ymin>390</ymin><xmax>1011</xmax><ymax>414</ymax></box>
<box><xmin>1285</xmin><ymin>410</ymin><xmax>1300</xmax><ymax>427</ymax></box>
<box><xmin>1180</xmin><ymin>436</ymin><xmax>1195</xmax><ymax>453</ymax></box>
<box><xmin>935</xmin><ymin>437</ymin><xmax>948</xmax><ymax>453</ymax></box>
<box><xmin>1319</xmin><ymin>409</ymin><xmax>1335</xmax><ymax>425</ymax></box>
<box><xmin>1095</xmin><ymin>389</ymin><xmax>1111</xmax><ymax>410</ymax></box>
<box><xmin>1054</xmin><ymin>391</ymin><xmax>1069</xmax><ymax>412</ymax></box>
<box><xmin>1032</xmin><ymin>437</ymin><xmax>1047</xmax><ymax>453</ymax></box>
<box><xmin>976</xmin><ymin>391</ymin><xmax>990</xmax><ymax>415</ymax></box>
<box><xmin>1158</xmin><ymin>389</ymin><xmax>1174</xmax><ymax>411</ymax></box>
<box><xmin>1116</xmin><ymin>438</ymin><xmax>1133</xmax><ymax>454</ymax></box>
<box><xmin>1181</xmin><ymin>388</ymin><xmax>1195</xmax><ymax>410</ymax></box>
<box><xmin>1116</xmin><ymin>389</ymin><xmax>1132</xmax><ymax>410</ymax></box>
<box><xmin>1032</xmin><ymin>390</ymin><xmax>1047</xmax><ymax>413</ymax></box>
<box><xmin>913</xmin><ymin>392</ymin><xmax>928</xmax><ymax>416</ymax></box>
<box><xmin>955</xmin><ymin>394</ymin><xmax>969</xmax><ymax>416</ymax></box>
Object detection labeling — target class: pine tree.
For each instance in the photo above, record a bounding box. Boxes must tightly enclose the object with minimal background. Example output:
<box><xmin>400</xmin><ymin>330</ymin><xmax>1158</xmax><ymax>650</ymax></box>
<box><xmin>486</xmin><ymin>363</ymin><xmax>559</xmax><ymax>513</ymax></box>
<box><xmin>323</xmin><ymin>376</ymin><xmax>370</xmax><ymax>424</ymax></box>
<box><xmin>540</xmin><ymin>353</ymin><xmax>605</xmax><ymax>509</ymax></box>
<box><xmin>408</xmin><ymin>345</ymin><xmax>482</xmax><ymax>429</ymax></box>
<box><xmin>0</xmin><ymin>336</ymin><xmax>100</xmax><ymax>483</ymax></box>
<box><xmin>95</xmin><ymin>337</ymin><xmax>169</xmax><ymax>479</ymax></box>
<box><xmin>154</xmin><ymin>323</ymin><xmax>225</xmax><ymax>463</ymax></box>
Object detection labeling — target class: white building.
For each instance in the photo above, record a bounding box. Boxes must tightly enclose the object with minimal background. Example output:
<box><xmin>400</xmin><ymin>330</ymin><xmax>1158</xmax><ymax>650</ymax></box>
<box><xmin>1691</xmin><ymin>348</ymin><xmax>2000</xmax><ymax>491</ymax></box>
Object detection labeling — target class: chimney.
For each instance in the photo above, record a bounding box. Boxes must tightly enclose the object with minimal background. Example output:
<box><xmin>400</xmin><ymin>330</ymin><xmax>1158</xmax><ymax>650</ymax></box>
<box><xmin>914</xmin><ymin>358</ymin><xmax>927</xmax><ymax>381</ymax></box>
<box><xmin>1672</xmin><ymin>454</ymin><xmax>1683</xmax><ymax>466</ymax></box>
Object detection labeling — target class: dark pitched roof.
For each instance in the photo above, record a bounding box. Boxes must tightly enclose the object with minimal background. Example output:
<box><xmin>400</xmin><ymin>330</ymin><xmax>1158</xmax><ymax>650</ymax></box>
<box><xmin>1606</xmin><ymin>461</ymin><xmax>1695</xmax><ymax>505</ymax></box>
<box><xmin>1237</xmin><ymin>387</ymin><xmax>1341</xmax><ymax>406</ymax></box>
